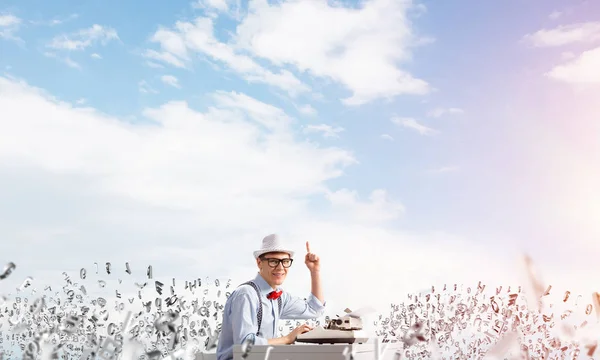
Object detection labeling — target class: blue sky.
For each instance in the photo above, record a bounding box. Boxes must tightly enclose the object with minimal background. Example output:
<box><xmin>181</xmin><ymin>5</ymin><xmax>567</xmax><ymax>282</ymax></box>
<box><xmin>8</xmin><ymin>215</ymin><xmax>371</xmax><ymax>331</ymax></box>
<box><xmin>1</xmin><ymin>0</ymin><xmax>600</xmax><ymax>321</ymax></box>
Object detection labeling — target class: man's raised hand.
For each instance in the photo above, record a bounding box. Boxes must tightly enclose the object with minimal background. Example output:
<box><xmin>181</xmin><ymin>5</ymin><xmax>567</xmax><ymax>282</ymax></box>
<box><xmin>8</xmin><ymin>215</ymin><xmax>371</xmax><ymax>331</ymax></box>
<box><xmin>304</xmin><ymin>241</ymin><xmax>320</xmax><ymax>273</ymax></box>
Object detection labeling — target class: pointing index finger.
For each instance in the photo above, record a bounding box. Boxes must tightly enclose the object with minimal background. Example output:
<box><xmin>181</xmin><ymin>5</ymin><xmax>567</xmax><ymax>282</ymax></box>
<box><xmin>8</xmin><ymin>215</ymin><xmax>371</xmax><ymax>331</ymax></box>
<box><xmin>306</xmin><ymin>241</ymin><xmax>311</xmax><ymax>253</ymax></box>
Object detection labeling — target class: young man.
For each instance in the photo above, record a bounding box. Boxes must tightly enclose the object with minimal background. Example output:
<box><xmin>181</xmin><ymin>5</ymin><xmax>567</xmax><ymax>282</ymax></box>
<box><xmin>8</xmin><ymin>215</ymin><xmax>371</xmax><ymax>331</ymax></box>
<box><xmin>216</xmin><ymin>234</ymin><xmax>326</xmax><ymax>360</ymax></box>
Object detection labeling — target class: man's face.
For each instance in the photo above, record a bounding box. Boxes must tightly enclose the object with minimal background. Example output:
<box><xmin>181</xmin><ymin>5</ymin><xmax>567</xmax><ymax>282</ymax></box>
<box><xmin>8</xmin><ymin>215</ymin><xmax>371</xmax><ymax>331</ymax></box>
<box><xmin>257</xmin><ymin>252</ymin><xmax>293</xmax><ymax>288</ymax></box>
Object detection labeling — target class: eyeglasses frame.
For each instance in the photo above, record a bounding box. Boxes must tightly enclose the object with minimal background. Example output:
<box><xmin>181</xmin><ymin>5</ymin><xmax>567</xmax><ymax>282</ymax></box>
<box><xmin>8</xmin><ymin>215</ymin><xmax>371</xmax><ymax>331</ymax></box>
<box><xmin>260</xmin><ymin>257</ymin><xmax>294</xmax><ymax>268</ymax></box>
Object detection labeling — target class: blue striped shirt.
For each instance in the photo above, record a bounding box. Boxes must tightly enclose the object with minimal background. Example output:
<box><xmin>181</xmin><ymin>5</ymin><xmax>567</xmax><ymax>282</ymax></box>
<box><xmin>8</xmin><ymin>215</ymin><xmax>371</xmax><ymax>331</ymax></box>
<box><xmin>216</xmin><ymin>272</ymin><xmax>326</xmax><ymax>360</ymax></box>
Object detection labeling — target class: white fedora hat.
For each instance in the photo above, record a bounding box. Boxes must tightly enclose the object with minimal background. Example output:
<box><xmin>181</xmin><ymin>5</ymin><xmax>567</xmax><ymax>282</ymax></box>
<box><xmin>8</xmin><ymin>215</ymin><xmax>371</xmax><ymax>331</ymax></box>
<box><xmin>253</xmin><ymin>234</ymin><xmax>295</xmax><ymax>259</ymax></box>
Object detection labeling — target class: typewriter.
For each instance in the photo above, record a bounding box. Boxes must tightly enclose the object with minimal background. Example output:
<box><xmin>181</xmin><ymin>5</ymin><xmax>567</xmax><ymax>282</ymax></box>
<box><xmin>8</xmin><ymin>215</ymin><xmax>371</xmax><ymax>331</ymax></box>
<box><xmin>295</xmin><ymin>307</ymin><xmax>374</xmax><ymax>344</ymax></box>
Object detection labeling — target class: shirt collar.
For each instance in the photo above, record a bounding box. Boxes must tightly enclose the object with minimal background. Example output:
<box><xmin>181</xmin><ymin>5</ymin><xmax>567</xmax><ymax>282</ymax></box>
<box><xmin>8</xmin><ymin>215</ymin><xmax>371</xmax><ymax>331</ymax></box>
<box><xmin>254</xmin><ymin>272</ymin><xmax>280</xmax><ymax>294</ymax></box>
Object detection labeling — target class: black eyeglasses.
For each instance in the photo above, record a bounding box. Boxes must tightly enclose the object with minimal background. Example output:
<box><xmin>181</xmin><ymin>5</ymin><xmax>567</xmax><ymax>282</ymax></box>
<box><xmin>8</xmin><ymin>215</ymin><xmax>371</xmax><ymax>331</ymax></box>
<box><xmin>261</xmin><ymin>258</ymin><xmax>293</xmax><ymax>268</ymax></box>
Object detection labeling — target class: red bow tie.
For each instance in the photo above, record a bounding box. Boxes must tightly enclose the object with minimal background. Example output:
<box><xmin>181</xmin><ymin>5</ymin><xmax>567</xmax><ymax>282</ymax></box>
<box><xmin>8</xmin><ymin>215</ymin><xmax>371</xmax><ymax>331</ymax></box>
<box><xmin>267</xmin><ymin>290</ymin><xmax>283</xmax><ymax>300</ymax></box>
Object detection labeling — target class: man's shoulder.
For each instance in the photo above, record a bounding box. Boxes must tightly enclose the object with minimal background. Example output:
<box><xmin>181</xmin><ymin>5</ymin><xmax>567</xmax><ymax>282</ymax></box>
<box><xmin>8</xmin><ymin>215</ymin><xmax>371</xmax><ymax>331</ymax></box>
<box><xmin>229</xmin><ymin>284</ymin><xmax>258</xmax><ymax>299</ymax></box>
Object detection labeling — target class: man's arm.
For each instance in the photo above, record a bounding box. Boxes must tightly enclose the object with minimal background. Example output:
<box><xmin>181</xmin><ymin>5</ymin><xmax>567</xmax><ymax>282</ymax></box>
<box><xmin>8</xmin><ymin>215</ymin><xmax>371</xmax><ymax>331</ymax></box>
<box><xmin>304</xmin><ymin>241</ymin><xmax>325</xmax><ymax>305</ymax></box>
<box><xmin>279</xmin><ymin>241</ymin><xmax>326</xmax><ymax>320</ymax></box>
<box><xmin>310</xmin><ymin>270</ymin><xmax>324</xmax><ymax>304</ymax></box>
<box><xmin>279</xmin><ymin>293</ymin><xmax>326</xmax><ymax>320</ymax></box>
<box><xmin>268</xmin><ymin>336</ymin><xmax>291</xmax><ymax>345</ymax></box>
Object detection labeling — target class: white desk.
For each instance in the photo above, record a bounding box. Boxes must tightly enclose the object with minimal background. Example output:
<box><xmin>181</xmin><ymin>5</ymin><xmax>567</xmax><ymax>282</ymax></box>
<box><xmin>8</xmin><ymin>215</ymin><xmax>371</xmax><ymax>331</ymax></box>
<box><xmin>232</xmin><ymin>341</ymin><xmax>402</xmax><ymax>360</ymax></box>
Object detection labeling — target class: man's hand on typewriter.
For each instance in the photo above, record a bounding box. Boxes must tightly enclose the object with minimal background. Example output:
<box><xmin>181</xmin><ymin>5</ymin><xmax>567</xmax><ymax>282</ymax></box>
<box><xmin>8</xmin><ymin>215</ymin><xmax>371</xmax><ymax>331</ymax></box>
<box><xmin>285</xmin><ymin>324</ymin><xmax>313</xmax><ymax>344</ymax></box>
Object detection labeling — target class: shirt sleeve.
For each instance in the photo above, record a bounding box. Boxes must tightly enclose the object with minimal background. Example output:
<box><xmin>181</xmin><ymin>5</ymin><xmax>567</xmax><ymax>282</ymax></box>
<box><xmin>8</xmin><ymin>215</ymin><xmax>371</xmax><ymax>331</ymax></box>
<box><xmin>230</xmin><ymin>290</ymin><xmax>269</xmax><ymax>346</ymax></box>
<box><xmin>280</xmin><ymin>292</ymin><xmax>326</xmax><ymax>320</ymax></box>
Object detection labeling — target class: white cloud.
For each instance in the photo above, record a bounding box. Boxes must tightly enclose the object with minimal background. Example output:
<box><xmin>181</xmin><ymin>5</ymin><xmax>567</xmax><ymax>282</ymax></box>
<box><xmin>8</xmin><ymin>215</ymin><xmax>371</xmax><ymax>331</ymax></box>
<box><xmin>149</xmin><ymin>27</ymin><xmax>190</xmax><ymax>61</ymax></box>
<box><xmin>296</xmin><ymin>104</ymin><xmax>317</xmax><ymax>116</ymax></box>
<box><xmin>546</xmin><ymin>46</ymin><xmax>600</xmax><ymax>84</ymax></box>
<box><xmin>29</xmin><ymin>13</ymin><xmax>79</xmax><ymax>27</ymax></box>
<box><xmin>146</xmin><ymin>0</ymin><xmax>431</xmax><ymax>105</ymax></box>
<box><xmin>138</xmin><ymin>80</ymin><xmax>158</xmax><ymax>94</ymax></box>
<box><xmin>64</xmin><ymin>58</ymin><xmax>81</xmax><ymax>69</ymax></box>
<box><xmin>303</xmin><ymin>124</ymin><xmax>344</xmax><ymax>138</ymax></box>
<box><xmin>42</xmin><ymin>51</ymin><xmax>81</xmax><ymax>69</ymax></box>
<box><xmin>160</xmin><ymin>75</ymin><xmax>181</xmax><ymax>88</ymax></box>
<box><xmin>211</xmin><ymin>90</ymin><xmax>296</xmax><ymax>132</ymax></box>
<box><xmin>0</xmin><ymin>14</ymin><xmax>20</xmax><ymax>27</ymax></box>
<box><xmin>427</xmin><ymin>107</ymin><xmax>464</xmax><ymax>118</ymax></box>
<box><xmin>30</xmin><ymin>18</ymin><xmax>63</xmax><ymax>26</ymax></box>
<box><xmin>380</xmin><ymin>134</ymin><xmax>394</xmax><ymax>141</ymax></box>
<box><xmin>548</xmin><ymin>11</ymin><xmax>562</xmax><ymax>20</ymax></box>
<box><xmin>0</xmin><ymin>75</ymin><xmax>354</xmax><ymax>217</ymax></box>
<box><xmin>48</xmin><ymin>24</ymin><xmax>119</xmax><ymax>51</ymax></box>
<box><xmin>392</xmin><ymin>116</ymin><xmax>435</xmax><ymax>135</ymax></box>
<box><xmin>233</xmin><ymin>0</ymin><xmax>431</xmax><ymax>105</ymax></box>
<box><xmin>146</xmin><ymin>61</ymin><xmax>164</xmax><ymax>69</ymax></box>
<box><xmin>0</xmin><ymin>75</ymin><xmax>590</xmax><ymax>319</ymax></box>
<box><xmin>0</xmin><ymin>13</ymin><xmax>22</xmax><ymax>42</ymax></box>
<box><xmin>90</xmin><ymin>53</ymin><xmax>102</xmax><ymax>59</ymax></box>
<box><xmin>325</xmin><ymin>189</ymin><xmax>404</xmax><ymax>224</ymax></box>
<box><xmin>46</xmin><ymin>19</ymin><xmax>62</xmax><ymax>26</ymax></box>
<box><xmin>523</xmin><ymin>22</ymin><xmax>600</xmax><ymax>47</ymax></box>
<box><xmin>145</xmin><ymin>18</ymin><xmax>309</xmax><ymax>96</ymax></box>
<box><xmin>193</xmin><ymin>0</ymin><xmax>232</xmax><ymax>13</ymax></box>
<box><xmin>143</xmin><ymin>49</ymin><xmax>187</xmax><ymax>68</ymax></box>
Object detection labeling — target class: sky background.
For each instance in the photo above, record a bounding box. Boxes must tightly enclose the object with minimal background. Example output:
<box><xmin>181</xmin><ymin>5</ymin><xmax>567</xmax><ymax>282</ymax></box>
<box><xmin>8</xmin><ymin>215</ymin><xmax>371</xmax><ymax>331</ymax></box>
<box><xmin>1</xmin><ymin>0</ymin><xmax>599</xmax><ymax>324</ymax></box>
